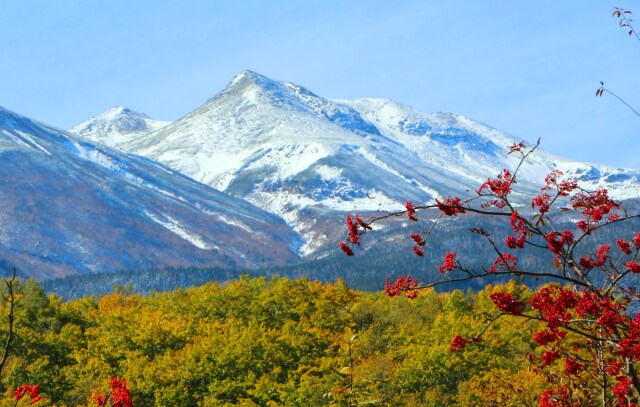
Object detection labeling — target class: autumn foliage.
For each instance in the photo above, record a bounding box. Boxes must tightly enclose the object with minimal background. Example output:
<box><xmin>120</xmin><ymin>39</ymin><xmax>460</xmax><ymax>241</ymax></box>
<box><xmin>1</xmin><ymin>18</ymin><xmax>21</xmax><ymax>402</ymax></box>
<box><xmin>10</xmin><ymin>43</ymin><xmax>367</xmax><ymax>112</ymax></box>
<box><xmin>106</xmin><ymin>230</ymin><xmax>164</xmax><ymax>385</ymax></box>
<box><xmin>0</xmin><ymin>275</ymin><xmax>563</xmax><ymax>406</ymax></box>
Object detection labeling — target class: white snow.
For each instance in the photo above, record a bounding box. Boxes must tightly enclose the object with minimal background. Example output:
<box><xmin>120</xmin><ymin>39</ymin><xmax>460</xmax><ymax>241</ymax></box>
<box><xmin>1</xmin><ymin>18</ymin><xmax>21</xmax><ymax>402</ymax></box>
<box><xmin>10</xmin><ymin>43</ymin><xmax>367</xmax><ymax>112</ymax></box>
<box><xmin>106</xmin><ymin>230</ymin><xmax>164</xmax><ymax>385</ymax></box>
<box><xmin>315</xmin><ymin>164</ymin><xmax>343</xmax><ymax>181</ymax></box>
<box><xmin>216</xmin><ymin>214</ymin><xmax>253</xmax><ymax>233</ymax></box>
<box><xmin>145</xmin><ymin>211</ymin><xmax>216</xmax><ymax>251</ymax></box>
<box><xmin>357</xmin><ymin>147</ymin><xmax>441</xmax><ymax>199</ymax></box>
<box><xmin>15</xmin><ymin>130</ymin><xmax>52</xmax><ymax>155</ymax></box>
<box><xmin>72</xmin><ymin>141</ymin><xmax>120</xmax><ymax>171</ymax></box>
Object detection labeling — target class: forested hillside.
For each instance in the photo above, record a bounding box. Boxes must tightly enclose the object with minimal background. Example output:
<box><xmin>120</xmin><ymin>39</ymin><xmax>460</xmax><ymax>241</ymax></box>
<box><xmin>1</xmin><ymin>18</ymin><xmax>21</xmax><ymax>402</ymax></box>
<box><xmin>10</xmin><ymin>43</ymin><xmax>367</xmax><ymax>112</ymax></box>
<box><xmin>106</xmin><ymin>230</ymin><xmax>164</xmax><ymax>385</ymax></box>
<box><xmin>1</xmin><ymin>276</ymin><xmax>550</xmax><ymax>406</ymax></box>
<box><xmin>41</xmin><ymin>212</ymin><xmax>640</xmax><ymax>299</ymax></box>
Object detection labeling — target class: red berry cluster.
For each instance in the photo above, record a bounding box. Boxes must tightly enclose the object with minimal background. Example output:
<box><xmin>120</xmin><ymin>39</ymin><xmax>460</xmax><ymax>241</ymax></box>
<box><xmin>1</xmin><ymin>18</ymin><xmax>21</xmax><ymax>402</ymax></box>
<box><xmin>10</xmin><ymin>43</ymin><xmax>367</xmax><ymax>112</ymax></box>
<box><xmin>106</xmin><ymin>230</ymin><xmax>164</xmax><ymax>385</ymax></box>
<box><xmin>93</xmin><ymin>377</ymin><xmax>132</xmax><ymax>407</ymax></box>
<box><xmin>438</xmin><ymin>252</ymin><xmax>457</xmax><ymax>273</ymax></box>
<box><xmin>14</xmin><ymin>384</ymin><xmax>42</xmax><ymax>405</ymax></box>
<box><xmin>541</xmin><ymin>170</ymin><xmax>577</xmax><ymax>197</ymax></box>
<box><xmin>531</xmin><ymin>193</ymin><xmax>551</xmax><ymax>214</ymax></box>
<box><xmin>539</xmin><ymin>386</ymin><xmax>569</xmax><ymax>407</ymax></box>
<box><xmin>545</xmin><ymin>230</ymin><xmax>573</xmax><ymax>255</ymax></box>
<box><xmin>489</xmin><ymin>291</ymin><xmax>523</xmax><ymax>315</ymax></box>
<box><xmin>449</xmin><ymin>335</ymin><xmax>467</xmax><ymax>352</ymax></box>
<box><xmin>339</xmin><ymin>215</ymin><xmax>373</xmax><ymax>256</ymax></box>
<box><xmin>540</xmin><ymin>350</ymin><xmax>560</xmax><ymax>366</ymax></box>
<box><xmin>579</xmin><ymin>244</ymin><xmax>611</xmax><ymax>270</ymax></box>
<box><xmin>384</xmin><ymin>275</ymin><xmax>419</xmax><ymax>299</ymax></box>
<box><xmin>572</xmin><ymin>188</ymin><xmax>619</xmax><ymax>232</ymax></box>
<box><xmin>405</xmin><ymin>201</ymin><xmax>418</xmax><ymax>221</ymax></box>
<box><xmin>478</xmin><ymin>169</ymin><xmax>513</xmax><ymax>198</ymax></box>
<box><xmin>505</xmin><ymin>211</ymin><xmax>527</xmax><ymax>249</ymax></box>
<box><xmin>488</xmin><ymin>253</ymin><xmax>518</xmax><ymax>273</ymax></box>
<box><xmin>435</xmin><ymin>196</ymin><xmax>465</xmax><ymax>216</ymax></box>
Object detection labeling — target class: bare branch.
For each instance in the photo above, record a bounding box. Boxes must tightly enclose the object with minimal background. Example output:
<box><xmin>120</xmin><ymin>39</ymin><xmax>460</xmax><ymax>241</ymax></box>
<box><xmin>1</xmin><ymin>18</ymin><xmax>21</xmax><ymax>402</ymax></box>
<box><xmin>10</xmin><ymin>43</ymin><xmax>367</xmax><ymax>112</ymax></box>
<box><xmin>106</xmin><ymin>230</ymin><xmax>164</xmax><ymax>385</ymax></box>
<box><xmin>0</xmin><ymin>268</ymin><xmax>17</xmax><ymax>379</ymax></box>
<box><xmin>597</xmin><ymin>84</ymin><xmax>640</xmax><ymax>118</ymax></box>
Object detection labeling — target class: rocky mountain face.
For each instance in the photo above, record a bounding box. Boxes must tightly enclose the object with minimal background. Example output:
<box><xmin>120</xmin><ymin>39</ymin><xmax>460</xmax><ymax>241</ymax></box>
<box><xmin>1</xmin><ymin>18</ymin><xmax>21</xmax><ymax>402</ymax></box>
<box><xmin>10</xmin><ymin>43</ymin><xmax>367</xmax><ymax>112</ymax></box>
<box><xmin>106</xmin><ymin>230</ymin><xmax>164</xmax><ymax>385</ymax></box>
<box><xmin>72</xmin><ymin>71</ymin><xmax>640</xmax><ymax>255</ymax></box>
<box><xmin>0</xmin><ymin>105</ymin><xmax>301</xmax><ymax>279</ymax></box>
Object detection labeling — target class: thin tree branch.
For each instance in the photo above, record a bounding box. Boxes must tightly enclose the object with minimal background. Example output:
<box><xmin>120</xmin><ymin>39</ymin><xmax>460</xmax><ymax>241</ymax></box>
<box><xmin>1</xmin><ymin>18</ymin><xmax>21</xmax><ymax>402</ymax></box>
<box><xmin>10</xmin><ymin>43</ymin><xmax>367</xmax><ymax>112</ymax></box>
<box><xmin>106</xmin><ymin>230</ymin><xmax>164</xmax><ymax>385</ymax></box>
<box><xmin>488</xmin><ymin>369</ymin><xmax>533</xmax><ymax>407</ymax></box>
<box><xmin>597</xmin><ymin>84</ymin><xmax>640</xmax><ymax>118</ymax></box>
<box><xmin>602</xmin><ymin>88</ymin><xmax>640</xmax><ymax>118</ymax></box>
<box><xmin>0</xmin><ymin>268</ymin><xmax>17</xmax><ymax>380</ymax></box>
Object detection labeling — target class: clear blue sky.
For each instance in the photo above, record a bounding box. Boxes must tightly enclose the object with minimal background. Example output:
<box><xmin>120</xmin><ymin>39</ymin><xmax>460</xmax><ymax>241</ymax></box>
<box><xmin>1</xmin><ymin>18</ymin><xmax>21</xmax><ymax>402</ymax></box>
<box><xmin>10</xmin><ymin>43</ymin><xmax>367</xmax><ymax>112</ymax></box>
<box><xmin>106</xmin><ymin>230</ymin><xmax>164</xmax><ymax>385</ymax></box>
<box><xmin>1</xmin><ymin>1</ymin><xmax>639</xmax><ymax>168</ymax></box>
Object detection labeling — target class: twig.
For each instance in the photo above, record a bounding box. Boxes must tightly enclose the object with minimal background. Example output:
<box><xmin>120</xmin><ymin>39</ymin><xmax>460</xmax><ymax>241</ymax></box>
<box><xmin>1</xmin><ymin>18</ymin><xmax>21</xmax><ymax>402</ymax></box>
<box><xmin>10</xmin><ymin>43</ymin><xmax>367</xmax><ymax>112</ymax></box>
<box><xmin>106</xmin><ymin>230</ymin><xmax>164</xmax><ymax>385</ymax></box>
<box><xmin>613</xmin><ymin>7</ymin><xmax>640</xmax><ymax>43</ymax></box>
<box><xmin>488</xmin><ymin>369</ymin><xmax>532</xmax><ymax>407</ymax></box>
<box><xmin>597</xmin><ymin>84</ymin><xmax>640</xmax><ymax>118</ymax></box>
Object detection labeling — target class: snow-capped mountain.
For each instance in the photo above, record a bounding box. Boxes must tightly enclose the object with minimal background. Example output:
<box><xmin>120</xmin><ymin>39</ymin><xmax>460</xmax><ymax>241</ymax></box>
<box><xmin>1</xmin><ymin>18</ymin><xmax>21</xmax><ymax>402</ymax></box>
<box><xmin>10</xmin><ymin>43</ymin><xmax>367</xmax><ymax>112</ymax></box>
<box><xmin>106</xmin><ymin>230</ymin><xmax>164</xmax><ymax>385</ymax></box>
<box><xmin>73</xmin><ymin>71</ymin><xmax>640</xmax><ymax>254</ymax></box>
<box><xmin>71</xmin><ymin>106</ymin><xmax>170</xmax><ymax>150</ymax></box>
<box><xmin>0</xmin><ymin>105</ymin><xmax>301</xmax><ymax>279</ymax></box>
<box><xmin>339</xmin><ymin>98</ymin><xmax>640</xmax><ymax>199</ymax></box>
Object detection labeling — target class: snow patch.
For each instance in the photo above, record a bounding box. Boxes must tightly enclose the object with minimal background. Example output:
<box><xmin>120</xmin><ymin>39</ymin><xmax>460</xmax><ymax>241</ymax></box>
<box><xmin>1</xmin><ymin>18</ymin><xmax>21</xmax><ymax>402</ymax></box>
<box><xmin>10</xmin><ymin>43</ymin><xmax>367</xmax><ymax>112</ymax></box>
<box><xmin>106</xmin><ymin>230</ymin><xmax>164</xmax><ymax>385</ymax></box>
<box><xmin>358</xmin><ymin>148</ymin><xmax>440</xmax><ymax>198</ymax></box>
<box><xmin>243</xmin><ymin>143</ymin><xmax>329</xmax><ymax>179</ymax></box>
<box><xmin>73</xmin><ymin>143</ymin><xmax>120</xmax><ymax>171</ymax></box>
<box><xmin>216</xmin><ymin>214</ymin><xmax>253</xmax><ymax>233</ymax></box>
<box><xmin>315</xmin><ymin>164</ymin><xmax>343</xmax><ymax>181</ymax></box>
<box><xmin>15</xmin><ymin>130</ymin><xmax>51</xmax><ymax>155</ymax></box>
<box><xmin>145</xmin><ymin>211</ymin><xmax>216</xmax><ymax>250</ymax></box>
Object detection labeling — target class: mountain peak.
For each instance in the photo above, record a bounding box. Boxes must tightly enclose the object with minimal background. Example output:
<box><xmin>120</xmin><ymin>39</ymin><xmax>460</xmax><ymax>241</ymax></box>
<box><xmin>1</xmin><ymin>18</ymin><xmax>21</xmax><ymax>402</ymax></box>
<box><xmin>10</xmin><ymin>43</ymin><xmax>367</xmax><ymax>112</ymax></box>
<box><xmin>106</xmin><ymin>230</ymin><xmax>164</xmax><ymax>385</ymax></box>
<box><xmin>231</xmin><ymin>69</ymin><xmax>269</xmax><ymax>83</ymax></box>
<box><xmin>100</xmin><ymin>106</ymin><xmax>148</xmax><ymax>120</ymax></box>
<box><xmin>224</xmin><ymin>70</ymin><xmax>317</xmax><ymax>97</ymax></box>
<box><xmin>211</xmin><ymin>71</ymin><xmax>329</xmax><ymax>119</ymax></box>
<box><xmin>71</xmin><ymin>106</ymin><xmax>170</xmax><ymax>147</ymax></box>
<box><xmin>222</xmin><ymin>70</ymin><xmax>284</xmax><ymax>96</ymax></box>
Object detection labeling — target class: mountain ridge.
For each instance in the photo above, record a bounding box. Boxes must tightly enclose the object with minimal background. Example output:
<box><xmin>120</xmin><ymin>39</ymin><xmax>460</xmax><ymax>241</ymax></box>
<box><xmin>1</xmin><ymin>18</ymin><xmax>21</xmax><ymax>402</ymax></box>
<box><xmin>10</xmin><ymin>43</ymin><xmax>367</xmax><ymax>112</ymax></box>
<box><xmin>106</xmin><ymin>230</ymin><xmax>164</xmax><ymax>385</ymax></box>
<box><xmin>70</xmin><ymin>71</ymin><xmax>640</xmax><ymax>255</ymax></box>
<box><xmin>0</xmin><ymin>104</ymin><xmax>301</xmax><ymax>279</ymax></box>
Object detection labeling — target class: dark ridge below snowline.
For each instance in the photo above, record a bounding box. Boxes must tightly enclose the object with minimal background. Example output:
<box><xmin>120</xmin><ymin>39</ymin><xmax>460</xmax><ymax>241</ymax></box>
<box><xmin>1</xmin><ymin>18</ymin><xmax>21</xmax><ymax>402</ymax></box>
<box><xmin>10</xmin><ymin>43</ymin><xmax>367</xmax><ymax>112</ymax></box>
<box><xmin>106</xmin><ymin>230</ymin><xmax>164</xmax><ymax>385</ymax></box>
<box><xmin>38</xmin><ymin>211</ymin><xmax>640</xmax><ymax>300</ymax></box>
<box><xmin>38</xmin><ymin>255</ymin><xmax>506</xmax><ymax>301</ymax></box>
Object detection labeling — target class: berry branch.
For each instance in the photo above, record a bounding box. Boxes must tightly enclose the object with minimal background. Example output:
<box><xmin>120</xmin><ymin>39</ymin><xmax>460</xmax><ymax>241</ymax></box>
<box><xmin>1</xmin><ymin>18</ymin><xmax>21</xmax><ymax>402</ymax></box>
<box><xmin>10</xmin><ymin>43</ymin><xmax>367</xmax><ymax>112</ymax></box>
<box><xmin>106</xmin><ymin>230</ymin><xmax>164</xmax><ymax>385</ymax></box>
<box><xmin>341</xmin><ymin>140</ymin><xmax>640</xmax><ymax>404</ymax></box>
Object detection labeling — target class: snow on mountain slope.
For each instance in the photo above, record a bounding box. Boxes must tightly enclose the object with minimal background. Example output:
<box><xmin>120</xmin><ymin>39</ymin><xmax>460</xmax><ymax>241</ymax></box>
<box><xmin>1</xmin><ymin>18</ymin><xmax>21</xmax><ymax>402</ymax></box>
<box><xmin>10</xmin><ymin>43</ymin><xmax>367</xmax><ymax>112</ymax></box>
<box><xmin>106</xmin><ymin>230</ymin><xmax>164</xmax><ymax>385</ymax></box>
<box><xmin>116</xmin><ymin>71</ymin><xmax>508</xmax><ymax>253</ymax></box>
<box><xmin>71</xmin><ymin>106</ymin><xmax>170</xmax><ymax>150</ymax></box>
<box><xmin>0</xmin><ymin>105</ymin><xmax>301</xmax><ymax>279</ymax></box>
<box><xmin>73</xmin><ymin>71</ymin><xmax>640</xmax><ymax>254</ymax></box>
<box><xmin>341</xmin><ymin>98</ymin><xmax>640</xmax><ymax>199</ymax></box>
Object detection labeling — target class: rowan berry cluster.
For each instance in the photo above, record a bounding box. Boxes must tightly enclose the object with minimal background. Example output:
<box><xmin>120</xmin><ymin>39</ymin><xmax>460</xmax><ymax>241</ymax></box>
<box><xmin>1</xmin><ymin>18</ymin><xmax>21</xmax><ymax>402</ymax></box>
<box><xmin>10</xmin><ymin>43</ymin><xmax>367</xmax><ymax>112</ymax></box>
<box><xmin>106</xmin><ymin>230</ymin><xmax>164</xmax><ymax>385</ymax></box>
<box><xmin>93</xmin><ymin>377</ymin><xmax>132</xmax><ymax>407</ymax></box>
<box><xmin>449</xmin><ymin>335</ymin><xmax>467</xmax><ymax>352</ymax></box>
<box><xmin>489</xmin><ymin>291</ymin><xmax>523</xmax><ymax>315</ymax></box>
<box><xmin>384</xmin><ymin>276</ymin><xmax>419</xmax><ymax>299</ymax></box>
<box><xmin>438</xmin><ymin>252</ymin><xmax>457</xmax><ymax>273</ymax></box>
<box><xmin>435</xmin><ymin>196</ymin><xmax>465</xmax><ymax>216</ymax></box>
<box><xmin>14</xmin><ymin>384</ymin><xmax>42</xmax><ymax>405</ymax></box>
<box><xmin>478</xmin><ymin>169</ymin><xmax>513</xmax><ymax>198</ymax></box>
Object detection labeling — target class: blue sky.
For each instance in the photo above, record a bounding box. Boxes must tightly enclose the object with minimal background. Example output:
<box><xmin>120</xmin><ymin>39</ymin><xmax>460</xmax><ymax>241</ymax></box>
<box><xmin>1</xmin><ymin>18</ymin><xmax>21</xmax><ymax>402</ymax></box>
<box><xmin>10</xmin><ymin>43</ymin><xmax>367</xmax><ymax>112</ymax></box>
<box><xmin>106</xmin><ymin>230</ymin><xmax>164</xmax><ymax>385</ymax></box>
<box><xmin>1</xmin><ymin>1</ymin><xmax>639</xmax><ymax>168</ymax></box>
